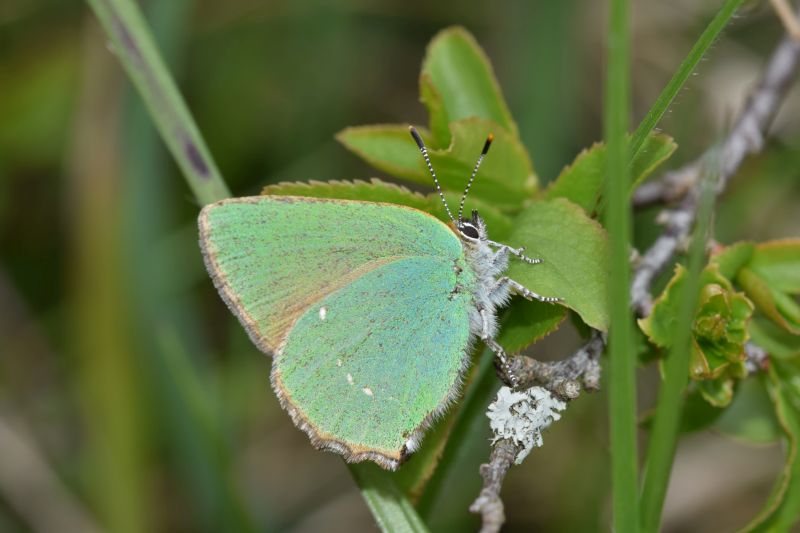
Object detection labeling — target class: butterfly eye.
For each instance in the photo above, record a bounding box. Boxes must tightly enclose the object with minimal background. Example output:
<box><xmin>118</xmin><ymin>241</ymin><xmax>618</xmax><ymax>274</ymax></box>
<box><xmin>459</xmin><ymin>222</ymin><xmax>480</xmax><ymax>240</ymax></box>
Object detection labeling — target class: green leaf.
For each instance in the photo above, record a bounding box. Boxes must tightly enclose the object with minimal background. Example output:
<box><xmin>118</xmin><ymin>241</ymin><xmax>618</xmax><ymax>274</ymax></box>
<box><xmin>696</xmin><ymin>376</ymin><xmax>734</xmax><ymax>407</ymax></box>
<box><xmin>505</xmin><ymin>198</ymin><xmax>610</xmax><ymax>331</ymax></box>
<box><xmin>640</xmin><ymin>263</ymin><xmax>753</xmax><ymax>407</ymax></box>
<box><xmin>338</xmin><ymin>119</ymin><xmax>536</xmax><ymax>209</ymax></box>
<box><xmin>545</xmin><ymin>133</ymin><xmax>676</xmax><ymax>214</ymax></box>
<box><xmin>714</xmin><ymin>377</ymin><xmax>781</xmax><ymax>444</ymax></box>
<box><xmin>710</xmin><ymin>241</ymin><xmax>755</xmax><ymax>280</ymax></box>
<box><xmin>336</xmin><ymin>125</ymin><xmax>430</xmax><ymax>183</ymax></box>
<box><xmin>419</xmin><ymin>74</ymin><xmax>451</xmax><ymax>149</ymax></box>
<box><xmin>428</xmin><ymin>118</ymin><xmax>537</xmax><ymax>208</ymax></box>
<box><xmin>261</xmin><ymin>178</ymin><xmax>514</xmax><ymax>238</ymax></box>
<box><xmin>749</xmin><ymin>316</ymin><xmax>800</xmax><ymax>360</ymax></box>
<box><xmin>422</xmin><ymin>26</ymin><xmax>517</xmax><ymax>137</ymax></box>
<box><xmin>497</xmin><ymin>299</ymin><xmax>567</xmax><ymax>353</ymax></box>
<box><xmin>749</xmin><ymin>239</ymin><xmax>800</xmax><ymax>294</ymax></box>
<box><xmin>630</xmin><ymin>133</ymin><xmax>679</xmax><ymax>190</ymax></box>
<box><xmin>743</xmin><ymin>361</ymin><xmax>800</xmax><ymax>531</ymax></box>
<box><xmin>263</xmin><ymin>178</ymin><xmax>429</xmax><ymax>208</ymax></box>
<box><xmin>348</xmin><ymin>463</ymin><xmax>431</xmax><ymax>533</ymax></box>
<box><xmin>738</xmin><ymin>267</ymin><xmax>800</xmax><ymax>335</ymax></box>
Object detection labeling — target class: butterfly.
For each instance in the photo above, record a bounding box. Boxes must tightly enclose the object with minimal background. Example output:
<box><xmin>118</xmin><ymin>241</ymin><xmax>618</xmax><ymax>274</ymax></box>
<box><xmin>198</xmin><ymin>126</ymin><xmax>561</xmax><ymax>469</ymax></box>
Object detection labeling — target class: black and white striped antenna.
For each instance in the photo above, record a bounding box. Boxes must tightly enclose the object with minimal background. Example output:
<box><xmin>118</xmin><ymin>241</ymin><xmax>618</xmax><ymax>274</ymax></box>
<box><xmin>458</xmin><ymin>133</ymin><xmax>492</xmax><ymax>222</ymax></box>
<box><xmin>409</xmin><ymin>126</ymin><xmax>455</xmax><ymax>223</ymax></box>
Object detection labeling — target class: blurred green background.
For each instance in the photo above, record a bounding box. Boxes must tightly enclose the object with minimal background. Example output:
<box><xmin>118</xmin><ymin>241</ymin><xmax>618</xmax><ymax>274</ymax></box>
<box><xmin>1</xmin><ymin>0</ymin><xmax>799</xmax><ymax>531</ymax></box>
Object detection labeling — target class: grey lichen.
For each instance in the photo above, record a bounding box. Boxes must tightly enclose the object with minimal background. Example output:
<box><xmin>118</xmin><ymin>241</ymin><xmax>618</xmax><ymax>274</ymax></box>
<box><xmin>487</xmin><ymin>386</ymin><xmax>566</xmax><ymax>464</ymax></box>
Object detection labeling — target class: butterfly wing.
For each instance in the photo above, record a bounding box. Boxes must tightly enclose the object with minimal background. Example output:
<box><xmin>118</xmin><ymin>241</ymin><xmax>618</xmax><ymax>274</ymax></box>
<box><xmin>199</xmin><ymin>196</ymin><xmax>464</xmax><ymax>355</ymax></box>
<box><xmin>199</xmin><ymin>196</ymin><xmax>476</xmax><ymax>468</ymax></box>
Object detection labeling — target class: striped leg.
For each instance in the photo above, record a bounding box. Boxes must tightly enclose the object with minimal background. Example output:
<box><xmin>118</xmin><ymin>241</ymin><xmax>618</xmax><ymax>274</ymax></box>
<box><xmin>479</xmin><ymin>307</ymin><xmax>518</xmax><ymax>388</ymax></box>
<box><xmin>491</xmin><ymin>277</ymin><xmax>562</xmax><ymax>303</ymax></box>
<box><xmin>487</xmin><ymin>240</ymin><xmax>543</xmax><ymax>265</ymax></box>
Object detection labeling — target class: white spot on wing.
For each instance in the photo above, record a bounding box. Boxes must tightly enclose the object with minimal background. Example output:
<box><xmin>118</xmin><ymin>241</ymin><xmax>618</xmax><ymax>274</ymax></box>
<box><xmin>346</xmin><ymin>373</ymin><xmax>354</xmax><ymax>385</ymax></box>
<box><xmin>362</xmin><ymin>387</ymin><xmax>373</xmax><ymax>397</ymax></box>
<box><xmin>336</xmin><ymin>359</ymin><xmax>343</xmax><ymax>367</ymax></box>
<box><xmin>319</xmin><ymin>306</ymin><xmax>327</xmax><ymax>320</ymax></box>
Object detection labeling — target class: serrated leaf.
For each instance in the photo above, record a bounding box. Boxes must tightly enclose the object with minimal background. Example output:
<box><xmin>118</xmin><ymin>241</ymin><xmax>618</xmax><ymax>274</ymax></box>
<box><xmin>743</xmin><ymin>361</ymin><xmax>800</xmax><ymax>531</ymax></box>
<box><xmin>504</xmin><ymin>198</ymin><xmax>609</xmax><ymax>331</ymax></box>
<box><xmin>710</xmin><ymin>241</ymin><xmax>755</xmax><ymax>280</ymax></box>
<box><xmin>338</xmin><ymin>119</ymin><xmax>536</xmax><ymax>210</ymax></box>
<box><xmin>629</xmin><ymin>133</ymin><xmax>679</xmax><ymax>190</ymax></box>
<box><xmin>497</xmin><ymin>299</ymin><xmax>567</xmax><ymax>353</ymax></box>
<box><xmin>422</xmin><ymin>26</ymin><xmax>517</xmax><ymax>136</ymax></box>
<box><xmin>545</xmin><ymin>133</ymin><xmax>676</xmax><ymax>213</ymax></box>
<box><xmin>261</xmin><ymin>178</ymin><xmax>514</xmax><ymax>239</ymax></box>
<box><xmin>336</xmin><ymin>125</ymin><xmax>430</xmax><ymax>183</ymax></box>
<box><xmin>419</xmin><ymin>74</ymin><xmax>450</xmax><ymax>148</ymax></box>
<box><xmin>428</xmin><ymin>118</ymin><xmax>536</xmax><ymax>208</ymax></box>
<box><xmin>262</xmin><ymin>178</ymin><xmax>429</xmax><ymax>208</ymax></box>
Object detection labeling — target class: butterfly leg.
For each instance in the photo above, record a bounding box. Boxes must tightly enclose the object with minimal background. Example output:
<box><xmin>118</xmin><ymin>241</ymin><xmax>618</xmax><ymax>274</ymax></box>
<box><xmin>479</xmin><ymin>306</ymin><xmax>519</xmax><ymax>388</ymax></box>
<box><xmin>487</xmin><ymin>240</ymin><xmax>543</xmax><ymax>265</ymax></box>
<box><xmin>490</xmin><ymin>276</ymin><xmax>562</xmax><ymax>303</ymax></box>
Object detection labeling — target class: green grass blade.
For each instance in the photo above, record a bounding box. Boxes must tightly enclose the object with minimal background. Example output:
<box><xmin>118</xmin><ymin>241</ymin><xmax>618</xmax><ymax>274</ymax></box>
<box><xmin>629</xmin><ymin>0</ymin><xmax>745</xmax><ymax>160</ymax></box>
<box><xmin>604</xmin><ymin>0</ymin><xmax>639</xmax><ymax>531</ymax></box>
<box><xmin>349</xmin><ymin>464</ymin><xmax>431</xmax><ymax>533</ymax></box>
<box><xmin>85</xmin><ymin>0</ymin><xmax>230</xmax><ymax>205</ymax></box>
<box><xmin>639</xmin><ymin>183</ymin><xmax>716</xmax><ymax>532</ymax></box>
<box><xmin>416</xmin><ymin>348</ymin><xmax>498</xmax><ymax>531</ymax></box>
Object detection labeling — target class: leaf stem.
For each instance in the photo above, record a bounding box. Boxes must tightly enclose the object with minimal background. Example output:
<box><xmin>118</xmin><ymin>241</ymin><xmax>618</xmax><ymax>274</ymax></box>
<box><xmin>639</xmin><ymin>182</ymin><xmax>715</xmax><ymax>532</ymax></box>
<box><xmin>349</xmin><ymin>464</ymin><xmax>431</xmax><ymax>533</ymax></box>
<box><xmin>604</xmin><ymin>0</ymin><xmax>639</xmax><ymax>531</ymax></box>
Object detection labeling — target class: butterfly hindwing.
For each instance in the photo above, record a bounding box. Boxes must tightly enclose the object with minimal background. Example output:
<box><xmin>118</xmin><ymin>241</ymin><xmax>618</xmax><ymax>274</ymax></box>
<box><xmin>274</xmin><ymin>255</ymin><xmax>475</xmax><ymax>468</ymax></box>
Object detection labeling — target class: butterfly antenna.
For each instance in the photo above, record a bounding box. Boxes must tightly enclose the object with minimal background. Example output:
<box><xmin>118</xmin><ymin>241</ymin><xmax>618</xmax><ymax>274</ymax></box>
<box><xmin>409</xmin><ymin>126</ymin><xmax>455</xmax><ymax>223</ymax></box>
<box><xmin>457</xmin><ymin>133</ymin><xmax>493</xmax><ymax>222</ymax></box>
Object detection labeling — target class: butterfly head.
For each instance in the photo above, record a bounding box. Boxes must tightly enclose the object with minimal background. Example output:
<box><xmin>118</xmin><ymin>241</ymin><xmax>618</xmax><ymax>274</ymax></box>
<box><xmin>456</xmin><ymin>209</ymin><xmax>486</xmax><ymax>243</ymax></box>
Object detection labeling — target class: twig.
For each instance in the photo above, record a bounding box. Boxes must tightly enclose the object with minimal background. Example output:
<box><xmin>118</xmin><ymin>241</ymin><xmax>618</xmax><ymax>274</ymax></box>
<box><xmin>509</xmin><ymin>331</ymin><xmax>605</xmax><ymax>398</ymax></box>
<box><xmin>772</xmin><ymin>0</ymin><xmax>800</xmax><ymax>41</ymax></box>
<box><xmin>631</xmin><ymin>28</ymin><xmax>800</xmax><ymax>315</ymax></box>
<box><xmin>469</xmin><ymin>439</ymin><xmax>518</xmax><ymax>533</ymax></box>
<box><xmin>470</xmin><ymin>332</ymin><xmax>605</xmax><ymax>531</ymax></box>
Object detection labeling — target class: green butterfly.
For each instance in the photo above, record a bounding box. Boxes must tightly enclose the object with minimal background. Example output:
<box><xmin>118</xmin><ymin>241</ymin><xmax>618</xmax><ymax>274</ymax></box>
<box><xmin>198</xmin><ymin>127</ymin><xmax>560</xmax><ymax>469</ymax></box>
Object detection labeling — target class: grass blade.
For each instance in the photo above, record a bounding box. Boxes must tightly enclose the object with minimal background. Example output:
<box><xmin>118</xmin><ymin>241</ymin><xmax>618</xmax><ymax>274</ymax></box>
<box><xmin>85</xmin><ymin>0</ymin><xmax>230</xmax><ymax>205</ymax></box>
<box><xmin>349</xmin><ymin>464</ymin><xmax>431</xmax><ymax>533</ymax></box>
<box><xmin>639</xmin><ymin>183</ymin><xmax>716</xmax><ymax>532</ymax></box>
<box><xmin>604</xmin><ymin>0</ymin><xmax>639</xmax><ymax>531</ymax></box>
<box><xmin>630</xmin><ymin>0</ymin><xmax>745</xmax><ymax>160</ymax></box>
